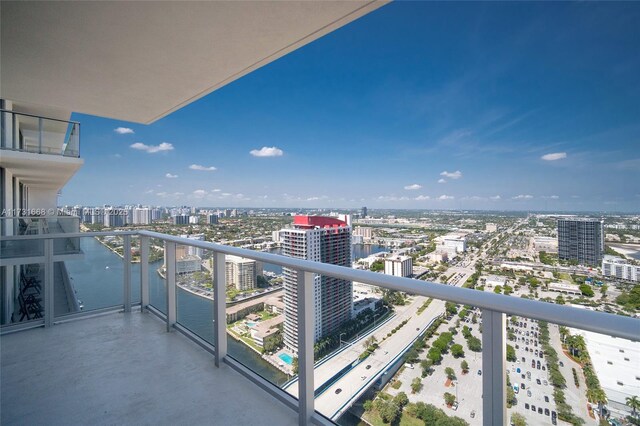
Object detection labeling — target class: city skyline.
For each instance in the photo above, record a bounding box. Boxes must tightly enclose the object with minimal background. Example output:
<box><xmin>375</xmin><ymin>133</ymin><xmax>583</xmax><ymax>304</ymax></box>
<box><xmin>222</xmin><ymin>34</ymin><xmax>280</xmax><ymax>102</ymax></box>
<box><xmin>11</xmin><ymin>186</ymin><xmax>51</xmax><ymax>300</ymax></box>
<box><xmin>61</xmin><ymin>2</ymin><xmax>639</xmax><ymax>212</ymax></box>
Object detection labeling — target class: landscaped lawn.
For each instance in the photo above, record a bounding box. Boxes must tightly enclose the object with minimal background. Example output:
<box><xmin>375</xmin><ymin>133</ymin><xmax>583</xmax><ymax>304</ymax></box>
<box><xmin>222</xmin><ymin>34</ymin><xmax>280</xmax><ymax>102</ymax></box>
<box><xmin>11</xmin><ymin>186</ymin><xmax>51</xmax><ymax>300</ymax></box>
<box><xmin>363</xmin><ymin>409</ymin><xmax>424</xmax><ymax>426</ymax></box>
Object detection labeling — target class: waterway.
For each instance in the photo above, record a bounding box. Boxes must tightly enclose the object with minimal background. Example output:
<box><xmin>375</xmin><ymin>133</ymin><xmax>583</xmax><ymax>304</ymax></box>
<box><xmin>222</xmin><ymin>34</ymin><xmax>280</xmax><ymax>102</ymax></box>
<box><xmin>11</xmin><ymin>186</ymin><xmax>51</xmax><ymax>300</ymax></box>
<box><xmin>64</xmin><ymin>238</ymin><xmax>389</xmax><ymax>386</ymax></box>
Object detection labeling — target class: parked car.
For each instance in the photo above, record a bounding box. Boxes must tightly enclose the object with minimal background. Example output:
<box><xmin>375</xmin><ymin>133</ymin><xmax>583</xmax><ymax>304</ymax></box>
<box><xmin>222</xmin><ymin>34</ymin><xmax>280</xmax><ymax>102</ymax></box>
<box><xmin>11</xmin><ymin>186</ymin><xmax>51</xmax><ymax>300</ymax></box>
<box><xmin>538</xmin><ymin>407</ymin><xmax>543</xmax><ymax>414</ymax></box>
<box><xmin>545</xmin><ymin>408</ymin><xmax>550</xmax><ymax>416</ymax></box>
<box><xmin>536</xmin><ymin>378</ymin><xmax>541</xmax><ymax>385</ymax></box>
<box><xmin>477</xmin><ymin>369</ymin><xmax>482</xmax><ymax>376</ymax></box>
<box><xmin>521</xmin><ymin>357</ymin><xmax>525</xmax><ymax>362</ymax></box>
<box><xmin>559</xmin><ymin>361</ymin><xmax>564</xmax><ymax>367</ymax></box>
<box><xmin>544</xmin><ymin>395</ymin><xmax>549</xmax><ymax>402</ymax></box>
<box><xmin>543</xmin><ymin>380</ymin><xmax>548</xmax><ymax>386</ymax></box>
<box><xmin>521</xmin><ymin>383</ymin><xmax>525</xmax><ymax>390</ymax></box>
<box><xmin>525</xmin><ymin>403</ymin><xmax>530</xmax><ymax>410</ymax></box>
<box><xmin>531</xmin><ymin>405</ymin><xmax>536</xmax><ymax>412</ymax></box>
<box><xmin>527</xmin><ymin>390</ymin><xmax>532</xmax><ymax>397</ymax></box>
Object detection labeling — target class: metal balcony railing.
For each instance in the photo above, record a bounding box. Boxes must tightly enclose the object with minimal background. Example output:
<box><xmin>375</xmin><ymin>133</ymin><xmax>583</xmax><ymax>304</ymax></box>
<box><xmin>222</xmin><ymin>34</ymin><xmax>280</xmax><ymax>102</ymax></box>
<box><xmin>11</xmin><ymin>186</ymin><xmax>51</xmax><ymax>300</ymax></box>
<box><xmin>0</xmin><ymin>230</ymin><xmax>637</xmax><ymax>426</ymax></box>
<box><xmin>0</xmin><ymin>109</ymin><xmax>80</xmax><ymax>158</ymax></box>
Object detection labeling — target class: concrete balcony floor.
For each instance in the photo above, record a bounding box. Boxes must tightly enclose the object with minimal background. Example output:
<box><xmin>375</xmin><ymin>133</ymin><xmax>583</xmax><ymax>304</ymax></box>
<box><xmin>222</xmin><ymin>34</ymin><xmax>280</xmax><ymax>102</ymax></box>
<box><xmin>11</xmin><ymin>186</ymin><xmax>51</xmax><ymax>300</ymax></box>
<box><xmin>1</xmin><ymin>311</ymin><xmax>297</xmax><ymax>426</ymax></box>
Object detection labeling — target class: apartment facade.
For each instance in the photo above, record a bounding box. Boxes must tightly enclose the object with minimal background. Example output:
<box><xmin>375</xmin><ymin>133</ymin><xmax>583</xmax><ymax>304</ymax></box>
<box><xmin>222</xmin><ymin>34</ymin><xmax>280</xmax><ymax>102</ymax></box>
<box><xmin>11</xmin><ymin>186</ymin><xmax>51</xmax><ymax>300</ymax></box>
<box><xmin>384</xmin><ymin>255</ymin><xmax>413</xmax><ymax>277</ymax></box>
<box><xmin>602</xmin><ymin>255</ymin><xmax>640</xmax><ymax>282</ymax></box>
<box><xmin>225</xmin><ymin>255</ymin><xmax>258</xmax><ymax>291</ymax></box>
<box><xmin>280</xmin><ymin>216</ymin><xmax>352</xmax><ymax>352</ymax></box>
<box><xmin>558</xmin><ymin>218</ymin><xmax>604</xmax><ymax>266</ymax></box>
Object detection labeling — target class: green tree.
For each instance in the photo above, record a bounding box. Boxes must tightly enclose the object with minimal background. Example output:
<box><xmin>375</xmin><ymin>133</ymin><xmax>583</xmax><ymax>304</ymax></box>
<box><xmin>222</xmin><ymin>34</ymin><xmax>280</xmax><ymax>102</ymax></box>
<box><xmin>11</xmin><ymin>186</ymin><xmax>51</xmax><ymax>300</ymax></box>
<box><xmin>556</xmin><ymin>295</ymin><xmax>566</xmax><ymax>305</ymax></box>
<box><xmin>626</xmin><ymin>395</ymin><xmax>640</xmax><ymax>418</ymax></box>
<box><xmin>378</xmin><ymin>400</ymin><xmax>400</xmax><ymax>424</ymax></box>
<box><xmin>451</xmin><ymin>343</ymin><xmax>465</xmax><ymax>358</ymax></box>
<box><xmin>467</xmin><ymin>336</ymin><xmax>482</xmax><ymax>352</ymax></box>
<box><xmin>460</xmin><ymin>360</ymin><xmax>469</xmax><ymax>374</ymax></box>
<box><xmin>393</xmin><ymin>392</ymin><xmax>409</xmax><ymax>409</ymax></box>
<box><xmin>370</xmin><ymin>260</ymin><xmax>384</xmax><ymax>272</ymax></box>
<box><xmin>511</xmin><ymin>412</ymin><xmax>527</xmax><ymax>426</ymax></box>
<box><xmin>444</xmin><ymin>392</ymin><xmax>456</xmax><ymax>406</ymax></box>
<box><xmin>445</xmin><ymin>367</ymin><xmax>456</xmax><ymax>381</ymax></box>
<box><xmin>506</xmin><ymin>344</ymin><xmax>517</xmax><ymax>362</ymax></box>
<box><xmin>579</xmin><ymin>284</ymin><xmax>594</xmax><ymax>297</ymax></box>
<box><xmin>445</xmin><ymin>302</ymin><xmax>458</xmax><ymax>315</ymax></box>
<box><xmin>411</xmin><ymin>377</ymin><xmax>423</xmax><ymax>394</ymax></box>
<box><xmin>363</xmin><ymin>400</ymin><xmax>373</xmax><ymax>412</ymax></box>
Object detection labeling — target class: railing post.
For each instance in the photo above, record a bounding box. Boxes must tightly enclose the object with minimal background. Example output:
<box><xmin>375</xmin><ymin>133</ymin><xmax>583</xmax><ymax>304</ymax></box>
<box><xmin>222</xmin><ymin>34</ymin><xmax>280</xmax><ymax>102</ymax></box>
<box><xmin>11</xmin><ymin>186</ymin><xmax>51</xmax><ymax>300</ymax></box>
<box><xmin>38</xmin><ymin>117</ymin><xmax>43</xmax><ymax>153</ymax></box>
<box><xmin>213</xmin><ymin>251</ymin><xmax>227</xmax><ymax>367</ymax></box>
<box><xmin>12</xmin><ymin>112</ymin><xmax>17</xmax><ymax>149</ymax></box>
<box><xmin>44</xmin><ymin>238</ymin><xmax>54</xmax><ymax>327</ymax></box>
<box><xmin>297</xmin><ymin>270</ymin><xmax>315</xmax><ymax>426</ymax></box>
<box><xmin>140</xmin><ymin>236</ymin><xmax>150</xmax><ymax>311</ymax></box>
<box><xmin>165</xmin><ymin>241</ymin><xmax>176</xmax><ymax>331</ymax></box>
<box><xmin>123</xmin><ymin>235</ymin><xmax>132</xmax><ymax>313</ymax></box>
<box><xmin>481</xmin><ymin>309</ymin><xmax>506</xmax><ymax>426</ymax></box>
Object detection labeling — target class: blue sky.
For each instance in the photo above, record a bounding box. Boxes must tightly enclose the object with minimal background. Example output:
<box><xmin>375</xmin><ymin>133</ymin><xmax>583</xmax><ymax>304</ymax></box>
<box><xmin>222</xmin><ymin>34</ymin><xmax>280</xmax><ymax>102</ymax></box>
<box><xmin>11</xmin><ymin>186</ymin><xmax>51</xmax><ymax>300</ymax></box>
<box><xmin>64</xmin><ymin>2</ymin><xmax>640</xmax><ymax>212</ymax></box>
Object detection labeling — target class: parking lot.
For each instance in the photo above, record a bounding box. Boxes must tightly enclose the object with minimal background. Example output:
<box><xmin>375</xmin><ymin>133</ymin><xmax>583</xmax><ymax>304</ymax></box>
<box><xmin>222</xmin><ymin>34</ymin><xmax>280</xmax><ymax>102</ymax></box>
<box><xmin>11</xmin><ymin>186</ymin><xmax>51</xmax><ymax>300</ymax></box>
<box><xmin>506</xmin><ymin>318</ymin><xmax>558</xmax><ymax>425</ymax></box>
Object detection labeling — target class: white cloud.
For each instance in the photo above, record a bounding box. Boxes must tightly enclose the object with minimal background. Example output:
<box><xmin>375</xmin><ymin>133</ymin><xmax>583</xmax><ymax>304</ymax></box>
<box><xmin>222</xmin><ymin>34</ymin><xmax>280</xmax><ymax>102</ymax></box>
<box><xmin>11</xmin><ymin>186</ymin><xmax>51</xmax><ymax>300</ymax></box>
<box><xmin>438</xmin><ymin>195</ymin><xmax>455</xmax><ymax>200</ymax></box>
<box><xmin>438</xmin><ymin>178</ymin><xmax>447</xmax><ymax>184</ymax></box>
<box><xmin>144</xmin><ymin>189</ymin><xmax>154</xmax><ymax>194</ymax></box>
<box><xmin>212</xmin><ymin>189</ymin><xmax>221</xmax><ymax>192</ymax></box>
<box><xmin>112</xmin><ymin>153</ymin><xmax>122</xmax><ymax>158</ymax></box>
<box><xmin>192</xmin><ymin>189</ymin><xmax>207</xmax><ymax>198</ymax></box>
<box><xmin>512</xmin><ymin>194</ymin><xmax>533</xmax><ymax>200</ymax></box>
<box><xmin>130</xmin><ymin>142</ymin><xmax>174</xmax><ymax>153</ymax></box>
<box><xmin>541</xmin><ymin>152</ymin><xmax>567</xmax><ymax>161</ymax></box>
<box><xmin>307</xmin><ymin>197</ymin><xmax>320</xmax><ymax>201</ymax></box>
<box><xmin>550</xmin><ymin>195</ymin><xmax>559</xmax><ymax>199</ymax></box>
<box><xmin>404</xmin><ymin>184</ymin><xmax>422</xmax><ymax>190</ymax></box>
<box><xmin>490</xmin><ymin>195</ymin><xmax>501</xmax><ymax>200</ymax></box>
<box><xmin>114</xmin><ymin>127</ymin><xmax>134</xmax><ymax>135</ymax></box>
<box><xmin>440</xmin><ymin>170</ymin><xmax>462</xmax><ymax>179</ymax></box>
<box><xmin>414</xmin><ymin>195</ymin><xmax>430</xmax><ymax>201</ymax></box>
<box><xmin>250</xmin><ymin>146</ymin><xmax>284</xmax><ymax>157</ymax></box>
<box><xmin>221</xmin><ymin>193</ymin><xmax>232</xmax><ymax>196</ymax></box>
<box><xmin>165</xmin><ymin>173</ymin><xmax>178</xmax><ymax>178</ymax></box>
<box><xmin>189</xmin><ymin>164</ymin><xmax>217</xmax><ymax>171</ymax></box>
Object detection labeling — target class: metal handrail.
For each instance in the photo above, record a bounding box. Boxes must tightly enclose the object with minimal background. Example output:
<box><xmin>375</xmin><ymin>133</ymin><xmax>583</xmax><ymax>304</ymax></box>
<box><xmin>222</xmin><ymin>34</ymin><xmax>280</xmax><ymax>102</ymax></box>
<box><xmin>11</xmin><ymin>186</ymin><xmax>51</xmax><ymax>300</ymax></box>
<box><xmin>1</xmin><ymin>229</ymin><xmax>638</xmax><ymax>341</ymax></box>
<box><xmin>0</xmin><ymin>108</ymin><xmax>80</xmax><ymax>125</ymax></box>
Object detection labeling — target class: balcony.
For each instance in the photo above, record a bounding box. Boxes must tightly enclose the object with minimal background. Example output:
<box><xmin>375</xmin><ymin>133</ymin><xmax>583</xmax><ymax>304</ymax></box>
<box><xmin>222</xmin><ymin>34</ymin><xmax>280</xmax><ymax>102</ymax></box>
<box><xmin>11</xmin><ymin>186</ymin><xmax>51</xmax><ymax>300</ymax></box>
<box><xmin>0</xmin><ymin>216</ymin><xmax>81</xmax><ymax>260</ymax></box>
<box><xmin>1</xmin><ymin>109</ymin><xmax>79</xmax><ymax>158</ymax></box>
<box><xmin>0</xmin><ymin>109</ymin><xmax>83</xmax><ymax>190</ymax></box>
<box><xmin>1</xmin><ymin>230</ymin><xmax>638</xmax><ymax>426</ymax></box>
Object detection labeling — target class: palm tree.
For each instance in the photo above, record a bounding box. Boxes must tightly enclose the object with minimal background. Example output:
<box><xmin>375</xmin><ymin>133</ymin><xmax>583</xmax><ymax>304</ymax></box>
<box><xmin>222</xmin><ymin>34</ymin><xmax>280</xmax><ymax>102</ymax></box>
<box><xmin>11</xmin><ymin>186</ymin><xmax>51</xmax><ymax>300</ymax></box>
<box><xmin>626</xmin><ymin>395</ymin><xmax>640</xmax><ymax>418</ymax></box>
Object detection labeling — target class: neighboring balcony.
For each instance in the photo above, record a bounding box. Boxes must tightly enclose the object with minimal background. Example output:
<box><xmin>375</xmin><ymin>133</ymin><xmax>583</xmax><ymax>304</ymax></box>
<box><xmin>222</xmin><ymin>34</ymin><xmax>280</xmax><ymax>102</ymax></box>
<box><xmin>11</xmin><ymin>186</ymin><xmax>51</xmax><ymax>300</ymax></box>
<box><xmin>1</xmin><ymin>108</ymin><xmax>79</xmax><ymax>158</ymax></box>
<box><xmin>0</xmin><ymin>216</ymin><xmax>81</xmax><ymax>260</ymax></box>
<box><xmin>0</xmin><ymin>230</ymin><xmax>638</xmax><ymax>426</ymax></box>
<box><xmin>0</xmin><ymin>108</ymin><xmax>84</xmax><ymax>190</ymax></box>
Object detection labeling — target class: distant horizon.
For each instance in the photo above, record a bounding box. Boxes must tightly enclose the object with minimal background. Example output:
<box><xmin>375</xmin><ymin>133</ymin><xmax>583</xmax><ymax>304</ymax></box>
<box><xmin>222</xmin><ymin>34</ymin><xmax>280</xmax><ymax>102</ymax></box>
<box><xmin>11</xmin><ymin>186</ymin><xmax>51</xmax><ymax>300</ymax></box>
<box><xmin>59</xmin><ymin>203</ymin><xmax>640</xmax><ymax>216</ymax></box>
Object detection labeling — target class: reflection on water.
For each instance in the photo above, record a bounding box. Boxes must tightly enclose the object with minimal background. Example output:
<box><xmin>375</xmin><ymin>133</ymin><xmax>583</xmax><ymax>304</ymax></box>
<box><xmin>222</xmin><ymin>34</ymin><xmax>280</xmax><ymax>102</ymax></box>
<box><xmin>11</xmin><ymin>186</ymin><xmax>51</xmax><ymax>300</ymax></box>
<box><xmin>67</xmin><ymin>237</ymin><xmax>289</xmax><ymax>384</ymax></box>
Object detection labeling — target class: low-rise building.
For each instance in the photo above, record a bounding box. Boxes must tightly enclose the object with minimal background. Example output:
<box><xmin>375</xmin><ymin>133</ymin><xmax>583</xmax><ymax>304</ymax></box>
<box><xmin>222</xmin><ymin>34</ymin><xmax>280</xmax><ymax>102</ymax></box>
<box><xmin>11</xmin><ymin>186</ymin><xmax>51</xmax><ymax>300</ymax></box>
<box><xmin>548</xmin><ymin>282</ymin><xmax>582</xmax><ymax>296</ymax></box>
<box><xmin>602</xmin><ymin>255</ymin><xmax>640</xmax><ymax>282</ymax></box>
<box><xmin>485</xmin><ymin>223</ymin><xmax>497</xmax><ymax>233</ymax></box>
<box><xmin>485</xmin><ymin>275</ymin><xmax>507</xmax><ymax>287</ymax></box>
<box><xmin>533</xmin><ymin>236</ymin><xmax>558</xmax><ymax>253</ymax></box>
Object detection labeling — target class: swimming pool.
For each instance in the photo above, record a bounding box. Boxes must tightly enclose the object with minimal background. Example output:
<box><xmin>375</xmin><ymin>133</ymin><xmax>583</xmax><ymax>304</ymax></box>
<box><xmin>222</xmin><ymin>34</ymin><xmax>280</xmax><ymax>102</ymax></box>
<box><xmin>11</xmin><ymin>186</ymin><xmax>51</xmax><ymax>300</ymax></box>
<box><xmin>246</xmin><ymin>321</ymin><xmax>257</xmax><ymax>328</ymax></box>
<box><xmin>278</xmin><ymin>353</ymin><xmax>293</xmax><ymax>365</ymax></box>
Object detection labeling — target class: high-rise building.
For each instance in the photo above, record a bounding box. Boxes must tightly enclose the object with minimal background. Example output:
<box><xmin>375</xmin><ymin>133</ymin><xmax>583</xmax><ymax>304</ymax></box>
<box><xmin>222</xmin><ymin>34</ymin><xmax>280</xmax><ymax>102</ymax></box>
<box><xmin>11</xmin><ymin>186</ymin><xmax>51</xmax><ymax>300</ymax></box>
<box><xmin>225</xmin><ymin>255</ymin><xmax>258</xmax><ymax>291</ymax></box>
<box><xmin>361</xmin><ymin>206</ymin><xmax>367</xmax><ymax>218</ymax></box>
<box><xmin>557</xmin><ymin>218</ymin><xmax>604</xmax><ymax>266</ymax></box>
<box><xmin>384</xmin><ymin>255</ymin><xmax>413</xmax><ymax>277</ymax></box>
<box><xmin>133</xmin><ymin>207</ymin><xmax>152</xmax><ymax>225</ymax></box>
<box><xmin>280</xmin><ymin>215</ymin><xmax>352</xmax><ymax>352</ymax></box>
<box><xmin>207</xmin><ymin>214</ymin><xmax>218</xmax><ymax>224</ymax></box>
<box><xmin>171</xmin><ymin>214</ymin><xmax>190</xmax><ymax>225</ymax></box>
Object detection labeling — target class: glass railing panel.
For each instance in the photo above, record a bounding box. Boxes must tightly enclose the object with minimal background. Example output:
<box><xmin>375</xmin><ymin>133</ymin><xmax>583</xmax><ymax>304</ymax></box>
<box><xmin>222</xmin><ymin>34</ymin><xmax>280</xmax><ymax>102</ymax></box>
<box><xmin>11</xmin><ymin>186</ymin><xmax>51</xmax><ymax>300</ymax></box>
<box><xmin>0</xmin><ymin>237</ymin><xmax>44</xmax><ymax>260</ymax></box>
<box><xmin>62</xmin><ymin>122</ymin><xmax>79</xmax><ymax>157</ymax></box>
<box><xmin>0</xmin><ymin>262</ymin><xmax>45</xmax><ymax>326</ymax></box>
<box><xmin>508</xmin><ymin>314</ymin><xmax>638</xmax><ymax>426</ymax></box>
<box><xmin>225</xmin><ymin>254</ymin><xmax>290</xmax><ymax>388</ymax></box>
<box><xmin>148</xmin><ymin>237</ymin><xmax>167</xmax><ymax>314</ymax></box>
<box><xmin>56</xmin><ymin>236</ymin><xmax>124</xmax><ymax>316</ymax></box>
<box><xmin>175</xmin><ymin>246</ymin><xmax>214</xmax><ymax>345</ymax></box>
<box><xmin>334</xmin><ymin>291</ymin><xmax>480</xmax><ymax>426</ymax></box>
<box><xmin>129</xmin><ymin>236</ymin><xmax>141</xmax><ymax>304</ymax></box>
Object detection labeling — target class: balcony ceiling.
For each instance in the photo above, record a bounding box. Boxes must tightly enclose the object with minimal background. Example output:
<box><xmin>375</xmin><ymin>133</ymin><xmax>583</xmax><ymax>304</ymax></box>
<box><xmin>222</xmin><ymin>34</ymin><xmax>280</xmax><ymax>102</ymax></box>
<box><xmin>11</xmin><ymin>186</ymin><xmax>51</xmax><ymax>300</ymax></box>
<box><xmin>0</xmin><ymin>1</ymin><xmax>387</xmax><ymax>124</ymax></box>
